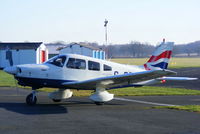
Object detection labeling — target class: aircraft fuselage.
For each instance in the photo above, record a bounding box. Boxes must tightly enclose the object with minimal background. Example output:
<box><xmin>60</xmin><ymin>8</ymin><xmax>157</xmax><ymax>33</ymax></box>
<box><xmin>8</xmin><ymin>54</ymin><xmax>145</xmax><ymax>89</ymax></box>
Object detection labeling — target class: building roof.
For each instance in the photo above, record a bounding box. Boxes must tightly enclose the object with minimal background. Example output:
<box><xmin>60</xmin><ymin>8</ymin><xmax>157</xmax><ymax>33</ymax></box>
<box><xmin>0</xmin><ymin>42</ymin><xmax>43</xmax><ymax>50</ymax></box>
<box><xmin>45</xmin><ymin>44</ymin><xmax>66</xmax><ymax>54</ymax></box>
<box><xmin>57</xmin><ymin>43</ymin><xmax>101</xmax><ymax>51</ymax></box>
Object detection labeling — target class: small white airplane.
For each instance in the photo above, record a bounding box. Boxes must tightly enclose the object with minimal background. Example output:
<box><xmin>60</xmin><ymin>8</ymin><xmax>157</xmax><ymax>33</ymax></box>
<box><xmin>3</xmin><ymin>40</ymin><xmax>197</xmax><ymax>105</ymax></box>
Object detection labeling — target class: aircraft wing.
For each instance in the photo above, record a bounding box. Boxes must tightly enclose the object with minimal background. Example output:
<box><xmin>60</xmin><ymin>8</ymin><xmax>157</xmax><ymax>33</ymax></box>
<box><xmin>62</xmin><ymin>70</ymin><xmax>176</xmax><ymax>90</ymax></box>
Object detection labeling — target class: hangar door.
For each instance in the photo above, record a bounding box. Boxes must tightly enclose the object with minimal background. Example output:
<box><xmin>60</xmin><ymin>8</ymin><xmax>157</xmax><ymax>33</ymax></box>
<box><xmin>41</xmin><ymin>50</ymin><xmax>46</xmax><ymax>63</ymax></box>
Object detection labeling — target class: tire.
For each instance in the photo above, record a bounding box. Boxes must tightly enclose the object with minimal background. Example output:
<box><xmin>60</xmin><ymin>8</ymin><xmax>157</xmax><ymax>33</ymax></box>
<box><xmin>94</xmin><ymin>102</ymin><xmax>104</xmax><ymax>105</ymax></box>
<box><xmin>52</xmin><ymin>99</ymin><xmax>62</xmax><ymax>102</ymax></box>
<box><xmin>26</xmin><ymin>93</ymin><xmax>37</xmax><ymax>106</ymax></box>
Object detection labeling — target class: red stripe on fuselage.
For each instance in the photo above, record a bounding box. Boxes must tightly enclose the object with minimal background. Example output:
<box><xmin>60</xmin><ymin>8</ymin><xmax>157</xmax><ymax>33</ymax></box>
<box><xmin>148</xmin><ymin>51</ymin><xmax>172</xmax><ymax>62</ymax></box>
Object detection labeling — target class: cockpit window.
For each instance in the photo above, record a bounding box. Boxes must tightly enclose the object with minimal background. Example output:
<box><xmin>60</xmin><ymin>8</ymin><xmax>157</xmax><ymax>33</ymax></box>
<box><xmin>46</xmin><ymin>55</ymin><xmax>66</xmax><ymax>67</ymax></box>
<box><xmin>66</xmin><ymin>58</ymin><xmax>86</xmax><ymax>69</ymax></box>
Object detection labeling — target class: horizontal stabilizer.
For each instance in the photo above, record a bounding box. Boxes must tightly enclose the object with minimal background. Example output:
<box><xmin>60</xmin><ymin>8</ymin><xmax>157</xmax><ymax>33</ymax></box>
<box><xmin>157</xmin><ymin>77</ymin><xmax>198</xmax><ymax>81</ymax></box>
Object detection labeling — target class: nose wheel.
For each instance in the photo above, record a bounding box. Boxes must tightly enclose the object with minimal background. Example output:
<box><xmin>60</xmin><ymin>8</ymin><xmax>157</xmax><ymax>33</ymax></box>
<box><xmin>26</xmin><ymin>91</ymin><xmax>37</xmax><ymax>105</ymax></box>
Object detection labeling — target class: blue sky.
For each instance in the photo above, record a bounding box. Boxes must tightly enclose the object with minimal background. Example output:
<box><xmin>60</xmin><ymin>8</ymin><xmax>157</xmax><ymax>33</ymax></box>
<box><xmin>0</xmin><ymin>0</ymin><xmax>200</xmax><ymax>45</ymax></box>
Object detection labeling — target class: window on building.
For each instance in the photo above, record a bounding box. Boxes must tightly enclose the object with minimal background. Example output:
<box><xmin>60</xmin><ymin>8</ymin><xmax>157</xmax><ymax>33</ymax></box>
<box><xmin>103</xmin><ymin>64</ymin><xmax>112</xmax><ymax>71</ymax></box>
<box><xmin>46</xmin><ymin>55</ymin><xmax>66</xmax><ymax>67</ymax></box>
<box><xmin>66</xmin><ymin>58</ymin><xmax>86</xmax><ymax>69</ymax></box>
<box><xmin>88</xmin><ymin>61</ymin><xmax>100</xmax><ymax>71</ymax></box>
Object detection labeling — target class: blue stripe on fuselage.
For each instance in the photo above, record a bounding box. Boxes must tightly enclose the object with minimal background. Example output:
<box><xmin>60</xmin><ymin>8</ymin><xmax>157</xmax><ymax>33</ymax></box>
<box><xmin>108</xmin><ymin>84</ymin><xmax>143</xmax><ymax>90</ymax></box>
<box><xmin>151</xmin><ymin>62</ymin><xmax>168</xmax><ymax>69</ymax></box>
<box><xmin>15</xmin><ymin>76</ymin><xmax>76</xmax><ymax>89</ymax></box>
<box><xmin>15</xmin><ymin>76</ymin><xmax>143</xmax><ymax>90</ymax></box>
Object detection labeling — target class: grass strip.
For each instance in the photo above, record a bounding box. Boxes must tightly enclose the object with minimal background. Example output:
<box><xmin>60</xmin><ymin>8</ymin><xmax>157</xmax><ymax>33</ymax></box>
<box><xmin>111</xmin><ymin>57</ymin><xmax>200</xmax><ymax>68</ymax></box>
<box><xmin>37</xmin><ymin>86</ymin><xmax>200</xmax><ymax>97</ymax></box>
<box><xmin>0</xmin><ymin>70</ymin><xmax>16</xmax><ymax>87</ymax></box>
<box><xmin>153</xmin><ymin>105</ymin><xmax>200</xmax><ymax>113</ymax></box>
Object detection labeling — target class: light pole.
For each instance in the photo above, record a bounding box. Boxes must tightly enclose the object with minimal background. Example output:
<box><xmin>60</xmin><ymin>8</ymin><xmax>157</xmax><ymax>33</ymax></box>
<box><xmin>104</xmin><ymin>19</ymin><xmax>108</xmax><ymax>45</ymax></box>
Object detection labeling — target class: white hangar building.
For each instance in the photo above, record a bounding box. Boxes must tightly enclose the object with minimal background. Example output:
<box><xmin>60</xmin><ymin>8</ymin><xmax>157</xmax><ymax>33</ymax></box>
<box><xmin>0</xmin><ymin>42</ymin><xmax>48</xmax><ymax>69</ymax></box>
<box><xmin>59</xmin><ymin>43</ymin><xmax>105</xmax><ymax>60</ymax></box>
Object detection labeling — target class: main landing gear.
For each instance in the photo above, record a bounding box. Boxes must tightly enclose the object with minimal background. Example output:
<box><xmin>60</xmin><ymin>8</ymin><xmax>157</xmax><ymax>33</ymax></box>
<box><xmin>52</xmin><ymin>99</ymin><xmax>62</xmax><ymax>102</ymax></box>
<box><xmin>89</xmin><ymin>87</ymin><xmax>114</xmax><ymax>105</ymax></box>
<box><xmin>26</xmin><ymin>90</ymin><xmax>37</xmax><ymax>106</ymax></box>
<box><xmin>25</xmin><ymin>87</ymin><xmax>113</xmax><ymax>106</ymax></box>
<box><xmin>48</xmin><ymin>89</ymin><xmax>73</xmax><ymax>102</ymax></box>
<box><xmin>26</xmin><ymin>88</ymin><xmax>74</xmax><ymax>105</ymax></box>
<box><xmin>94</xmin><ymin>102</ymin><xmax>105</xmax><ymax>105</ymax></box>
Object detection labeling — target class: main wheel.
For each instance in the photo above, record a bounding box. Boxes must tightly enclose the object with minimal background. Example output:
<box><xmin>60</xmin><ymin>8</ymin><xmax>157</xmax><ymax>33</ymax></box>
<box><xmin>52</xmin><ymin>99</ymin><xmax>61</xmax><ymax>102</ymax></box>
<box><xmin>26</xmin><ymin>93</ymin><xmax>37</xmax><ymax>106</ymax></box>
<box><xmin>94</xmin><ymin>101</ymin><xmax>104</xmax><ymax>105</ymax></box>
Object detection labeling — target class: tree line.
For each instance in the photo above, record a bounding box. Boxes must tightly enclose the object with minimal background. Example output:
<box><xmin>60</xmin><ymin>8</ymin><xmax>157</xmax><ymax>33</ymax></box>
<box><xmin>99</xmin><ymin>41</ymin><xmax>200</xmax><ymax>58</ymax></box>
<box><xmin>46</xmin><ymin>40</ymin><xmax>200</xmax><ymax>58</ymax></box>
<box><xmin>173</xmin><ymin>41</ymin><xmax>200</xmax><ymax>57</ymax></box>
<box><xmin>101</xmin><ymin>42</ymin><xmax>154</xmax><ymax>58</ymax></box>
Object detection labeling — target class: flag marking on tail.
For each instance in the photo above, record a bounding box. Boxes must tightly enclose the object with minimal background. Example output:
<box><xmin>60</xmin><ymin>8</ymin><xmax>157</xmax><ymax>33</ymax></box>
<box><xmin>148</xmin><ymin>51</ymin><xmax>172</xmax><ymax>62</ymax></box>
<box><xmin>144</xmin><ymin>41</ymin><xmax>174</xmax><ymax>70</ymax></box>
<box><xmin>151</xmin><ymin>62</ymin><xmax>168</xmax><ymax>69</ymax></box>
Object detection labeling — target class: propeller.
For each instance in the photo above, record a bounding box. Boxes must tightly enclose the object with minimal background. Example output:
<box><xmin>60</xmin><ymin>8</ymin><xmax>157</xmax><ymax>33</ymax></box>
<box><xmin>13</xmin><ymin>75</ymin><xmax>19</xmax><ymax>95</ymax></box>
<box><xmin>4</xmin><ymin>47</ymin><xmax>22</xmax><ymax>96</ymax></box>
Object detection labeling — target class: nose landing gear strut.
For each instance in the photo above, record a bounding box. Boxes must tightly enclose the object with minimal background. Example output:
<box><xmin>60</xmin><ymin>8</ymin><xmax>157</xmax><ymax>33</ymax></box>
<box><xmin>26</xmin><ymin>89</ymin><xmax>37</xmax><ymax>106</ymax></box>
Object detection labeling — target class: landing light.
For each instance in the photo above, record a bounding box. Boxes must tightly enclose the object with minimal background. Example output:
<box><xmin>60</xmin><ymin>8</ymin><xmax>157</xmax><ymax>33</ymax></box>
<box><xmin>161</xmin><ymin>80</ymin><xmax>166</xmax><ymax>83</ymax></box>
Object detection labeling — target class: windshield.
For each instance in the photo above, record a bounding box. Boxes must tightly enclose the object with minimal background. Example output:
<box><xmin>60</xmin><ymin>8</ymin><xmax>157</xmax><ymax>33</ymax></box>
<box><xmin>45</xmin><ymin>55</ymin><xmax>67</xmax><ymax>67</ymax></box>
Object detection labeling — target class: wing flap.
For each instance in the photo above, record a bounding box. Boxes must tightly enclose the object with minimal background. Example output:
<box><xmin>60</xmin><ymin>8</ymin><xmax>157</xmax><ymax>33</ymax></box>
<box><xmin>62</xmin><ymin>70</ymin><xmax>176</xmax><ymax>90</ymax></box>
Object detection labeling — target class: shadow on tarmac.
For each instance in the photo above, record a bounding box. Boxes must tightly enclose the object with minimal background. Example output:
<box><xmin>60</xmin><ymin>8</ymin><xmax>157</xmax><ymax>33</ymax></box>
<box><xmin>0</xmin><ymin>100</ymin><xmax>124</xmax><ymax>115</ymax></box>
<box><xmin>65</xmin><ymin>100</ymin><xmax>123</xmax><ymax>106</ymax></box>
<box><xmin>0</xmin><ymin>102</ymin><xmax>68</xmax><ymax>115</ymax></box>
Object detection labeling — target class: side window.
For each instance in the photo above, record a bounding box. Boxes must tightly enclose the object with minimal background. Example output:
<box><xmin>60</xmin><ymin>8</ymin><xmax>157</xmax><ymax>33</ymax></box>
<box><xmin>88</xmin><ymin>61</ymin><xmax>100</xmax><ymax>71</ymax></box>
<box><xmin>104</xmin><ymin>64</ymin><xmax>112</xmax><ymax>71</ymax></box>
<box><xmin>66</xmin><ymin>58</ymin><xmax>86</xmax><ymax>69</ymax></box>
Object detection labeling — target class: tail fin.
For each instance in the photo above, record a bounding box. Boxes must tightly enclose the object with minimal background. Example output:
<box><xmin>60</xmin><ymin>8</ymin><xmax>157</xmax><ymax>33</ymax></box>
<box><xmin>144</xmin><ymin>40</ymin><xmax>174</xmax><ymax>70</ymax></box>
